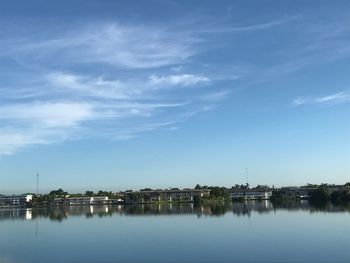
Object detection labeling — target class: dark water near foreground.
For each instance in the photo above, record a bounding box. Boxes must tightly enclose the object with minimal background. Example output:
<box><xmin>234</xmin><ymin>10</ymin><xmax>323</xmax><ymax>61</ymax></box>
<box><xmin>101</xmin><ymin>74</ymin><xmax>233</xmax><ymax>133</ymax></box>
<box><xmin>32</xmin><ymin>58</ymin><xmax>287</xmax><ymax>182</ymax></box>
<box><xmin>0</xmin><ymin>201</ymin><xmax>349</xmax><ymax>263</ymax></box>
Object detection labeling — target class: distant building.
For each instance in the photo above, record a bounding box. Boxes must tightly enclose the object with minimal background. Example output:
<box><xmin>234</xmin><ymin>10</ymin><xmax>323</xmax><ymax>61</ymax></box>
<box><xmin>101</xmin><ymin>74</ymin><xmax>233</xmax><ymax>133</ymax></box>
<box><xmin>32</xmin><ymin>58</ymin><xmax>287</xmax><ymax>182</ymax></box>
<box><xmin>326</xmin><ymin>185</ymin><xmax>350</xmax><ymax>194</ymax></box>
<box><xmin>123</xmin><ymin>189</ymin><xmax>211</xmax><ymax>203</ymax></box>
<box><xmin>0</xmin><ymin>194</ymin><xmax>33</xmax><ymax>207</ymax></box>
<box><xmin>231</xmin><ymin>190</ymin><xmax>272</xmax><ymax>200</ymax></box>
<box><xmin>54</xmin><ymin>196</ymin><xmax>109</xmax><ymax>206</ymax></box>
<box><xmin>281</xmin><ymin>187</ymin><xmax>316</xmax><ymax>199</ymax></box>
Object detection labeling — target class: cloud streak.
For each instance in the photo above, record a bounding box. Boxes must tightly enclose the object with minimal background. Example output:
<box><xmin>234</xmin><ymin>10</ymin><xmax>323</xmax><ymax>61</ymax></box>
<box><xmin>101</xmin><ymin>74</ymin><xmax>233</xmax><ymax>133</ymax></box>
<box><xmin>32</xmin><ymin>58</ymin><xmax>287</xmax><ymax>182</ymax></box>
<box><xmin>199</xmin><ymin>16</ymin><xmax>301</xmax><ymax>33</ymax></box>
<box><xmin>47</xmin><ymin>72</ymin><xmax>136</xmax><ymax>100</ymax></box>
<box><xmin>0</xmin><ymin>69</ymin><xmax>221</xmax><ymax>155</ymax></box>
<box><xmin>0</xmin><ymin>102</ymin><xmax>94</xmax><ymax>127</ymax></box>
<box><xmin>149</xmin><ymin>74</ymin><xmax>210</xmax><ymax>87</ymax></box>
<box><xmin>8</xmin><ymin>23</ymin><xmax>198</xmax><ymax>69</ymax></box>
<box><xmin>293</xmin><ymin>91</ymin><xmax>350</xmax><ymax>106</ymax></box>
<box><xmin>4</xmin><ymin>13</ymin><xmax>347</xmax><ymax>155</ymax></box>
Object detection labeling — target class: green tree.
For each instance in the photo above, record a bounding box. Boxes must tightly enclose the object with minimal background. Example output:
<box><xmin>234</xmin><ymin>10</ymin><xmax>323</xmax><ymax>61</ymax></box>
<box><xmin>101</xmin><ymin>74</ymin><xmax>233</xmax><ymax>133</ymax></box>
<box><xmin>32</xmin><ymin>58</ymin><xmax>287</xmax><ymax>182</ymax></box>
<box><xmin>310</xmin><ymin>185</ymin><xmax>330</xmax><ymax>201</ymax></box>
<box><xmin>85</xmin><ymin>191</ymin><xmax>94</xmax><ymax>197</ymax></box>
<box><xmin>49</xmin><ymin>188</ymin><xmax>67</xmax><ymax>197</ymax></box>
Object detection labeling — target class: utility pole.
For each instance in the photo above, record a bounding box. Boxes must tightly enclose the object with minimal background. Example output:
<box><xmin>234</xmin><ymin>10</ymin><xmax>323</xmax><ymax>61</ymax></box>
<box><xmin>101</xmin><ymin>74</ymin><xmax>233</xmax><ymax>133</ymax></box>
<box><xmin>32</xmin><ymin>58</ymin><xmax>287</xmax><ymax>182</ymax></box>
<box><xmin>246</xmin><ymin>168</ymin><xmax>249</xmax><ymax>186</ymax></box>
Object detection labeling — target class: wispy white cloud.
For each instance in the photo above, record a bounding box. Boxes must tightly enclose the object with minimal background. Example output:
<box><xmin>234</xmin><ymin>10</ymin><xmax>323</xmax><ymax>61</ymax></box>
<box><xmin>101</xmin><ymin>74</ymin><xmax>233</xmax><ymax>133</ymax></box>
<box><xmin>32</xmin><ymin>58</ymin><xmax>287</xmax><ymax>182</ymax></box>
<box><xmin>149</xmin><ymin>74</ymin><xmax>210</xmax><ymax>87</ymax></box>
<box><xmin>0</xmin><ymin>102</ymin><xmax>94</xmax><ymax>155</ymax></box>
<box><xmin>2</xmin><ymin>15</ymin><xmax>308</xmax><ymax>155</ymax></box>
<box><xmin>199</xmin><ymin>90</ymin><xmax>232</xmax><ymax>102</ymax></box>
<box><xmin>293</xmin><ymin>91</ymin><xmax>350</xmax><ymax>106</ymax></box>
<box><xmin>48</xmin><ymin>72</ymin><xmax>211</xmax><ymax>100</ymax></box>
<box><xmin>180</xmin><ymin>105</ymin><xmax>215</xmax><ymax>118</ymax></box>
<box><xmin>199</xmin><ymin>16</ymin><xmax>301</xmax><ymax>33</ymax></box>
<box><xmin>0</xmin><ymin>69</ymin><xmax>221</xmax><ymax>155</ymax></box>
<box><xmin>0</xmin><ymin>102</ymin><xmax>94</xmax><ymax>127</ymax></box>
<box><xmin>8</xmin><ymin>23</ymin><xmax>198</xmax><ymax>69</ymax></box>
<box><xmin>0</xmin><ymin>98</ymin><xmax>189</xmax><ymax>155</ymax></box>
<box><xmin>233</xmin><ymin>16</ymin><xmax>350</xmax><ymax>86</ymax></box>
<box><xmin>314</xmin><ymin>92</ymin><xmax>350</xmax><ymax>103</ymax></box>
<box><xmin>0</xmin><ymin>131</ymin><xmax>57</xmax><ymax>155</ymax></box>
<box><xmin>47</xmin><ymin>72</ymin><xmax>137</xmax><ymax>100</ymax></box>
<box><xmin>292</xmin><ymin>97</ymin><xmax>308</xmax><ymax>106</ymax></box>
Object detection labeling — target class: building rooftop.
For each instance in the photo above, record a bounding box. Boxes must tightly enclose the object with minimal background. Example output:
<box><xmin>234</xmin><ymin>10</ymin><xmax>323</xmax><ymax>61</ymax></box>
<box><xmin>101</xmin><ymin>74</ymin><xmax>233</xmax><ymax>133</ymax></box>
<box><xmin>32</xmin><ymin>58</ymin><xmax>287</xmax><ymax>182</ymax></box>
<box><xmin>124</xmin><ymin>189</ymin><xmax>211</xmax><ymax>194</ymax></box>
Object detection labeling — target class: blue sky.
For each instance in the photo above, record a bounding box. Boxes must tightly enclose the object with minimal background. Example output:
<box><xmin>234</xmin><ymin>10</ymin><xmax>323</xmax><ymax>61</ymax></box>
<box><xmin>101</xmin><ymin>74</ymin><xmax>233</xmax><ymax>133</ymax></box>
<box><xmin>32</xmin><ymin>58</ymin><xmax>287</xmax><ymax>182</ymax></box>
<box><xmin>0</xmin><ymin>0</ymin><xmax>349</xmax><ymax>193</ymax></box>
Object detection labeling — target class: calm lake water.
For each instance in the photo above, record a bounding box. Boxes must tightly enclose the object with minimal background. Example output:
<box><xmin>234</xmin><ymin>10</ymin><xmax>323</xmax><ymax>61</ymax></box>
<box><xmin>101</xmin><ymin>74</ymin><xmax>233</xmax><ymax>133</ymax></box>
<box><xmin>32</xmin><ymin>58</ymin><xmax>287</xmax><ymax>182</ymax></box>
<box><xmin>0</xmin><ymin>201</ymin><xmax>349</xmax><ymax>263</ymax></box>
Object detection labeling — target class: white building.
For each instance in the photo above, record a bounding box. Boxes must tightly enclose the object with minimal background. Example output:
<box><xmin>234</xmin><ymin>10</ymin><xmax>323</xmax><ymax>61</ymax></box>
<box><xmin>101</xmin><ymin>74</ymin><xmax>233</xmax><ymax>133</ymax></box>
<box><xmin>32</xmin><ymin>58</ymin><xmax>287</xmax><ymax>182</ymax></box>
<box><xmin>54</xmin><ymin>196</ymin><xmax>109</xmax><ymax>205</ymax></box>
<box><xmin>231</xmin><ymin>190</ymin><xmax>272</xmax><ymax>200</ymax></box>
<box><xmin>0</xmin><ymin>194</ymin><xmax>33</xmax><ymax>206</ymax></box>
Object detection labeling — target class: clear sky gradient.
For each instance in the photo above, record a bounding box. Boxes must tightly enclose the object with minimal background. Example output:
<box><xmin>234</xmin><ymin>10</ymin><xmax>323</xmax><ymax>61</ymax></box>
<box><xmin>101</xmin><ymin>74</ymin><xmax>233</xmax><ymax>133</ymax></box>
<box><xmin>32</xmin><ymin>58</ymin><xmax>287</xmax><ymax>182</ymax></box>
<box><xmin>0</xmin><ymin>0</ymin><xmax>349</xmax><ymax>193</ymax></box>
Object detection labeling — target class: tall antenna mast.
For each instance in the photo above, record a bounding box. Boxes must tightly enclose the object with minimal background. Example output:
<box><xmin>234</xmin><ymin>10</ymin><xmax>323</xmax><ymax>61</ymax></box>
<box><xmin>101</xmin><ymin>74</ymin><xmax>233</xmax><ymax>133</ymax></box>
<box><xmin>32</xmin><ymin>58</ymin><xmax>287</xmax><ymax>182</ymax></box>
<box><xmin>246</xmin><ymin>168</ymin><xmax>249</xmax><ymax>186</ymax></box>
<box><xmin>36</xmin><ymin>173</ymin><xmax>39</xmax><ymax>195</ymax></box>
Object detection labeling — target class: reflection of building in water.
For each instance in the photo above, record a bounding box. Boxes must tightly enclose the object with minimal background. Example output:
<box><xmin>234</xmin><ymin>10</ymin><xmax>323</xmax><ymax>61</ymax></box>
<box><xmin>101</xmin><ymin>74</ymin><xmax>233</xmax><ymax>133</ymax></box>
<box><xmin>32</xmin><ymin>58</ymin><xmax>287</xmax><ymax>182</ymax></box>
<box><xmin>231</xmin><ymin>190</ymin><xmax>272</xmax><ymax>200</ymax></box>
<box><xmin>0</xmin><ymin>201</ymin><xmax>349</xmax><ymax>222</ymax></box>
<box><xmin>88</xmin><ymin>205</ymin><xmax>109</xmax><ymax>214</ymax></box>
<box><xmin>61</xmin><ymin>205</ymin><xmax>115</xmax><ymax>217</ymax></box>
<box><xmin>125</xmin><ymin>203</ymin><xmax>202</xmax><ymax>215</ymax></box>
<box><xmin>0</xmin><ymin>194</ymin><xmax>33</xmax><ymax>207</ymax></box>
<box><xmin>53</xmin><ymin>196</ymin><xmax>111</xmax><ymax>206</ymax></box>
<box><xmin>26</xmin><ymin>209</ymin><xmax>32</xmax><ymax>220</ymax></box>
<box><xmin>0</xmin><ymin>208</ymin><xmax>34</xmax><ymax>220</ymax></box>
<box><xmin>232</xmin><ymin>200</ymin><xmax>274</xmax><ymax>216</ymax></box>
<box><xmin>123</xmin><ymin>189</ymin><xmax>210</xmax><ymax>203</ymax></box>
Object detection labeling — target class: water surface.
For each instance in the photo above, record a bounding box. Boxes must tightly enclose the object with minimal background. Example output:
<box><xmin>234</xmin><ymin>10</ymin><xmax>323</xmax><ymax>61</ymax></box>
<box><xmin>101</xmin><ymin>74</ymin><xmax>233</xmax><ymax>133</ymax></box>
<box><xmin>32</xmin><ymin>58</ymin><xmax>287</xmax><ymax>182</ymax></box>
<box><xmin>0</xmin><ymin>201</ymin><xmax>349</xmax><ymax>263</ymax></box>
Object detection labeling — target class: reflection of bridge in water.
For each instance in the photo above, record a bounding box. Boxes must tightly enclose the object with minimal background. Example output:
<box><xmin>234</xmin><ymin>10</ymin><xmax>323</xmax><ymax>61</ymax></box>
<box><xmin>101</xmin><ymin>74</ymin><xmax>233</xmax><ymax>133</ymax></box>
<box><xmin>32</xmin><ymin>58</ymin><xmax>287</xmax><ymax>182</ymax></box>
<box><xmin>0</xmin><ymin>201</ymin><xmax>349</xmax><ymax>222</ymax></box>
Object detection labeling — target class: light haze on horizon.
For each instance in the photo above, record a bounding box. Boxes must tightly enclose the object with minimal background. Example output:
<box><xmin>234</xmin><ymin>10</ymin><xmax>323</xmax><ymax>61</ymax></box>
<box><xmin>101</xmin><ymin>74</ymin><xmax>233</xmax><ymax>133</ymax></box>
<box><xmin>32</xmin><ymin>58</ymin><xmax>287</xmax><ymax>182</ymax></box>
<box><xmin>0</xmin><ymin>0</ymin><xmax>349</xmax><ymax>193</ymax></box>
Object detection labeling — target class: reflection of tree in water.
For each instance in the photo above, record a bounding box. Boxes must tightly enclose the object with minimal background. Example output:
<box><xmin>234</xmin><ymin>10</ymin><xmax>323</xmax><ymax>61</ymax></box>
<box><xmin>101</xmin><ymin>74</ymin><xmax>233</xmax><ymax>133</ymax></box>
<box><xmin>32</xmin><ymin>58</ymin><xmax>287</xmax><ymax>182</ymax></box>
<box><xmin>232</xmin><ymin>202</ymin><xmax>251</xmax><ymax>217</ymax></box>
<box><xmin>85</xmin><ymin>213</ymin><xmax>93</xmax><ymax>218</ymax></box>
<box><xmin>0</xmin><ymin>201</ymin><xmax>349</xmax><ymax>222</ymax></box>
<box><xmin>48</xmin><ymin>213</ymin><xmax>67</xmax><ymax>222</ymax></box>
<box><xmin>97</xmin><ymin>212</ymin><xmax>113</xmax><ymax>218</ymax></box>
<box><xmin>125</xmin><ymin>203</ymin><xmax>195</xmax><ymax>215</ymax></box>
<box><xmin>270</xmin><ymin>199</ymin><xmax>350</xmax><ymax>213</ymax></box>
<box><xmin>271</xmin><ymin>199</ymin><xmax>310</xmax><ymax>211</ymax></box>
<box><xmin>309</xmin><ymin>199</ymin><xmax>350</xmax><ymax>213</ymax></box>
<box><xmin>231</xmin><ymin>200</ymin><xmax>274</xmax><ymax>217</ymax></box>
<box><xmin>125</xmin><ymin>205</ymin><xmax>143</xmax><ymax>214</ymax></box>
<box><xmin>30</xmin><ymin>207</ymin><xmax>68</xmax><ymax>222</ymax></box>
<box><xmin>194</xmin><ymin>202</ymin><xmax>233</xmax><ymax>216</ymax></box>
